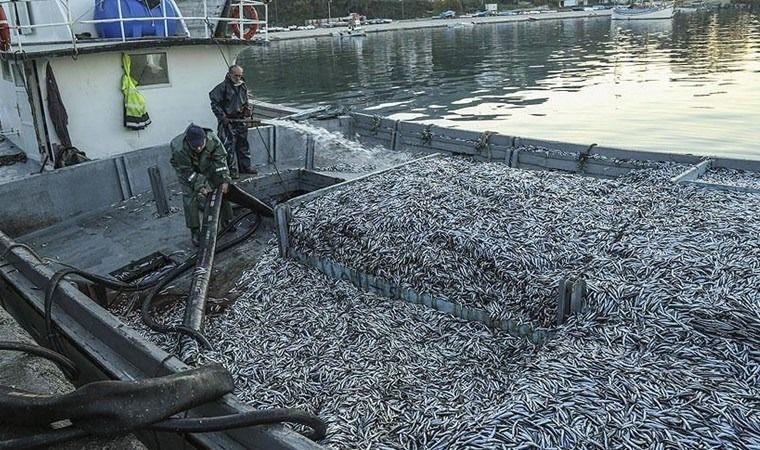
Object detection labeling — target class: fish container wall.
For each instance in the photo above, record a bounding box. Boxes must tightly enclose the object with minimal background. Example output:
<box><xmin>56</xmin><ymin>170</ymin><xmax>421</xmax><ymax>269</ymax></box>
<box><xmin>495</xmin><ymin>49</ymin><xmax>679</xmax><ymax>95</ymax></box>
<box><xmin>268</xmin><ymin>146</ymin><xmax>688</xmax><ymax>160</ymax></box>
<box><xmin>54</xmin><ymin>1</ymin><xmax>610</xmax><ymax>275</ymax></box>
<box><xmin>94</xmin><ymin>0</ymin><xmax>179</xmax><ymax>38</ymax></box>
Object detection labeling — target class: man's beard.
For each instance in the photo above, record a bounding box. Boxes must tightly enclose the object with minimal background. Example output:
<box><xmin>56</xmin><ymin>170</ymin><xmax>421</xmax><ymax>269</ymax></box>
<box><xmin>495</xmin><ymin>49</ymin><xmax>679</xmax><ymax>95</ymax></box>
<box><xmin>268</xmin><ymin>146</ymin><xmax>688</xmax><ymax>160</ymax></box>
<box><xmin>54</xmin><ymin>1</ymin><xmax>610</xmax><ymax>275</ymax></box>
<box><xmin>233</xmin><ymin>80</ymin><xmax>243</xmax><ymax>87</ymax></box>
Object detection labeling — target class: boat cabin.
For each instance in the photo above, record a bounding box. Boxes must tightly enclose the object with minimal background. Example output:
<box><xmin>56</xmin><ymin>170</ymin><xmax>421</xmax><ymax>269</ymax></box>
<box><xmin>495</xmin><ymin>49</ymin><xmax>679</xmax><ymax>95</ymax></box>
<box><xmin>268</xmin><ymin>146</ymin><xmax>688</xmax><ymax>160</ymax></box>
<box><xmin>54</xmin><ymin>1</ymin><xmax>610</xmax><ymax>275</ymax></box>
<box><xmin>0</xmin><ymin>0</ymin><xmax>268</xmax><ymax>165</ymax></box>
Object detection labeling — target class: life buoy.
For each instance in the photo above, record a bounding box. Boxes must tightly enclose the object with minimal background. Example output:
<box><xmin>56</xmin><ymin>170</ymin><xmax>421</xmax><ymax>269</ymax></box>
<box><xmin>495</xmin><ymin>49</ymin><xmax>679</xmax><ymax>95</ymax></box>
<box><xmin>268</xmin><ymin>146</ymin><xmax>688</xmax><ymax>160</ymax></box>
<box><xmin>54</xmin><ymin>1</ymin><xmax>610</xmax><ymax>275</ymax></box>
<box><xmin>0</xmin><ymin>7</ymin><xmax>11</xmax><ymax>52</ymax></box>
<box><xmin>229</xmin><ymin>4</ymin><xmax>258</xmax><ymax>40</ymax></box>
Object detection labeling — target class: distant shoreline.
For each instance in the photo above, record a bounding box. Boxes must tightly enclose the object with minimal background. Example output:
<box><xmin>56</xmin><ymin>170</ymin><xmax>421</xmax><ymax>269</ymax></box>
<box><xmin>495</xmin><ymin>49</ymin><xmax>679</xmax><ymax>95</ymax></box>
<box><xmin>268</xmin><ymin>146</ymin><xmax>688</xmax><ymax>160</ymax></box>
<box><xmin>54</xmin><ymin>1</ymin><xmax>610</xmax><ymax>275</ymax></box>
<box><xmin>267</xmin><ymin>10</ymin><xmax>613</xmax><ymax>42</ymax></box>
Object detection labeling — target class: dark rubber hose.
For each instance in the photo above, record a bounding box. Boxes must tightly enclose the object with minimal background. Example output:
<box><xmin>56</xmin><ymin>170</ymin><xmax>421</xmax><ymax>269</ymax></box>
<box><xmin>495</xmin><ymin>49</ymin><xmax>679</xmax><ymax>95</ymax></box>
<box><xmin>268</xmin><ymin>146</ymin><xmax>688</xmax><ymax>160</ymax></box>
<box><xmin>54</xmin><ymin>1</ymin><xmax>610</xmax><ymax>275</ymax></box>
<box><xmin>44</xmin><ymin>211</ymin><xmax>260</xmax><ymax>357</ymax></box>
<box><xmin>0</xmin><ymin>340</ymin><xmax>78</xmax><ymax>379</ymax></box>
<box><xmin>0</xmin><ymin>427</ymin><xmax>88</xmax><ymax>450</ymax></box>
<box><xmin>152</xmin><ymin>408</ymin><xmax>328</xmax><ymax>441</ymax></box>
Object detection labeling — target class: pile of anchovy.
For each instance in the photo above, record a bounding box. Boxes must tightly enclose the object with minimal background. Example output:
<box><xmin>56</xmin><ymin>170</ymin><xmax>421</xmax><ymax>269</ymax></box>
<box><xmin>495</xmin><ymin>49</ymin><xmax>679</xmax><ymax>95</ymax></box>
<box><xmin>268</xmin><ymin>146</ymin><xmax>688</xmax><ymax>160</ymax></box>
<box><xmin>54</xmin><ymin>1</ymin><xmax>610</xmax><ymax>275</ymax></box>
<box><xmin>700</xmin><ymin>166</ymin><xmax>760</xmax><ymax>190</ymax></box>
<box><xmin>288</xmin><ymin>157</ymin><xmax>691</xmax><ymax>328</ymax></box>
<box><xmin>120</xmin><ymin>155</ymin><xmax>760</xmax><ymax>449</ymax></box>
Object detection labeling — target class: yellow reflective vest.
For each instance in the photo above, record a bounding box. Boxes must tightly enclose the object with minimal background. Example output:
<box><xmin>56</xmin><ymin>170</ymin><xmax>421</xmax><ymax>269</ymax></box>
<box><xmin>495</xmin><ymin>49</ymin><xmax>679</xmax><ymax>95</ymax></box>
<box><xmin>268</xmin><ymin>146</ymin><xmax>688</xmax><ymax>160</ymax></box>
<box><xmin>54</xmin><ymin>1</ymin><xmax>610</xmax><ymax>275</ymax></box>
<box><xmin>121</xmin><ymin>54</ymin><xmax>151</xmax><ymax>130</ymax></box>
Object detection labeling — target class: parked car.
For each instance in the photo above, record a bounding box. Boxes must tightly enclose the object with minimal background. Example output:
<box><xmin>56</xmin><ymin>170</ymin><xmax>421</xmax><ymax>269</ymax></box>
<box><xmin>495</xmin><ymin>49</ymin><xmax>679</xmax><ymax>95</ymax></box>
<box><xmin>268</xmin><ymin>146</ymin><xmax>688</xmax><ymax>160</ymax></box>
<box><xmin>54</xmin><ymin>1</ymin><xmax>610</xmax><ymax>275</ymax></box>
<box><xmin>439</xmin><ymin>10</ymin><xmax>456</xmax><ymax>19</ymax></box>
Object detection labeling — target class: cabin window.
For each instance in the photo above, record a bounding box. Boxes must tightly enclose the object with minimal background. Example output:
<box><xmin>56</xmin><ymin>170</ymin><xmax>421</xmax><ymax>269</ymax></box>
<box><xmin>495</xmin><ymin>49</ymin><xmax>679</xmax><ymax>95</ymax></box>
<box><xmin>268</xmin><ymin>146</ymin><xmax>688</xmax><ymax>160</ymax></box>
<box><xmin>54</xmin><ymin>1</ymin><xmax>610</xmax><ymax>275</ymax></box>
<box><xmin>1</xmin><ymin>61</ymin><xmax>11</xmax><ymax>82</ymax></box>
<box><xmin>12</xmin><ymin>63</ymin><xmax>25</xmax><ymax>87</ymax></box>
<box><xmin>128</xmin><ymin>52</ymin><xmax>169</xmax><ymax>86</ymax></box>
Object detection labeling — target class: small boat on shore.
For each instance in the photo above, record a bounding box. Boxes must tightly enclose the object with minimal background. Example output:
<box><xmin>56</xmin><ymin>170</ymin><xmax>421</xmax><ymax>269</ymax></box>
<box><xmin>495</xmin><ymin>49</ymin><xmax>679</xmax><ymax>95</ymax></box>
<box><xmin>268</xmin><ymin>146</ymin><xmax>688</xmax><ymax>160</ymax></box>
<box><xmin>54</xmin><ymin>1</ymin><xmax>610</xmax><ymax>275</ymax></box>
<box><xmin>612</xmin><ymin>4</ymin><xmax>675</xmax><ymax>20</ymax></box>
<box><xmin>332</xmin><ymin>27</ymin><xmax>366</xmax><ymax>38</ymax></box>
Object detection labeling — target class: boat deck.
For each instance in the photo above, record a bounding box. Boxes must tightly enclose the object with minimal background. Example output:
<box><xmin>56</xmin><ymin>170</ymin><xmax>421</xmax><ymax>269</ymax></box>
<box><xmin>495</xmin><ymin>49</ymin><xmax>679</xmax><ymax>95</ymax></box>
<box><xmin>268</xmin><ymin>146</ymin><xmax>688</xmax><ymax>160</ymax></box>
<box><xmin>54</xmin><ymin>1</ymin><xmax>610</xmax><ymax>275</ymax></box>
<box><xmin>0</xmin><ymin>137</ymin><xmax>40</xmax><ymax>184</ymax></box>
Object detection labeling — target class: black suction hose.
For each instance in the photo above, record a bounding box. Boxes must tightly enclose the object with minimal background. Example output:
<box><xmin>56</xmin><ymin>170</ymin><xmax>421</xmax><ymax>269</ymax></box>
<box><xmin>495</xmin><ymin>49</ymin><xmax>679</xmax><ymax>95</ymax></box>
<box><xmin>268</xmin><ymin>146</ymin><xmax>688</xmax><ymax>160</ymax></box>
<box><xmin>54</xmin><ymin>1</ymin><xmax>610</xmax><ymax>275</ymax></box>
<box><xmin>0</xmin><ymin>427</ymin><xmax>89</xmax><ymax>450</ymax></box>
<box><xmin>44</xmin><ymin>211</ymin><xmax>261</xmax><ymax>359</ymax></box>
<box><xmin>0</xmin><ymin>340</ymin><xmax>78</xmax><ymax>379</ymax></box>
<box><xmin>139</xmin><ymin>211</ymin><xmax>260</xmax><ymax>347</ymax></box>
<box><xmin>151</xmin><ymin>408</ymin><xmax>327</xmax><ymax>440</ymax></box>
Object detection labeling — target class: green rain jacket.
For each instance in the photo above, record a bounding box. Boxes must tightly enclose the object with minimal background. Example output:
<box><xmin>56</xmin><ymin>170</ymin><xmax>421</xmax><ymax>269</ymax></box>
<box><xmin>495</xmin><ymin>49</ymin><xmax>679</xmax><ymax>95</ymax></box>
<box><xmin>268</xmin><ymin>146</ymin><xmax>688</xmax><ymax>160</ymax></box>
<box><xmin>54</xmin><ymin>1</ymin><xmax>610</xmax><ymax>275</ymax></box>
<box><xmin>121</xmin><ymin>54</ymin><xmax>151</xmax><ymax>130</ymax></box>
<box><xmin>170</xmin><ymin>129</ymin><xmax>231</xmax><ymax>193</ymax></box>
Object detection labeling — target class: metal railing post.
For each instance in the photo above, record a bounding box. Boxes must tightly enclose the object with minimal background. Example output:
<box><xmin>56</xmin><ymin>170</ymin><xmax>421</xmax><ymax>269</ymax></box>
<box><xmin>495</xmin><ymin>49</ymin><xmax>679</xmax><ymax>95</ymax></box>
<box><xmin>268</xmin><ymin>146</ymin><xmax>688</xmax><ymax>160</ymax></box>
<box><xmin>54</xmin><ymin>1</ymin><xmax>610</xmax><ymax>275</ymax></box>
<box><xmin>202</xmin><ymin>0</ymin><xmax>209</xmax><ymax>38</ymax></box>
<box><xmin>9</xmin><ymin>1</ymin><xmax>22</xmax><ymax>52</ymax></box>
<box><xmin>161</xmin><ymin>0</ymin><xmax>168</xmax><ymax>36</ymax></box>
<box><xmin>237</xmin><ymin>0</ymin><xmax>242</xmax><ymax>39</ymax></box>
<box><xmin>64</xmin><ymin>0</ymin><xmax>77</xmax><ymax>53</ymax></box>
<box><xmin>115</xmin><ymin>0</ymin><xmax>126</xmax><ymax>41</ymax></box>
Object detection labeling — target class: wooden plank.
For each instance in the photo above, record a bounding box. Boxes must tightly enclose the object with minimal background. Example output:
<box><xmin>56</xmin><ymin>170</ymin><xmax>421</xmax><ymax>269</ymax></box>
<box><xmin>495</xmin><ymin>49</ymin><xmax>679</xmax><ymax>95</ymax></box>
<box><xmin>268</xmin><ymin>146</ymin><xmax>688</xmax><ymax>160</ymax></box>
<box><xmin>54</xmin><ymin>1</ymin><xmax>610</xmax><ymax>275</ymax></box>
<box><xmin>396</xmin><ymin>121</ymin><xmax>427</xmax><ymax>135</ymax></box>
<box><xmin>592</xmin><ymin>145</ymin><xmax>701</xmax><ymax>165</ymax></box>
<box><xmin>274</xmin><ymin>203</ymin><xmax>291</xmax><ymax>257</ymax></box>
<box><xmin>570</xmin><ymin>279</ymin><xmax>586</xmax><ymax>314</ymax></box>
<box><xmin>683</xmin><ymin>180</ymin><xmax>760</xmax><ymax>194</ymax></box>
<box><xmin>517</xmin><ymin>137</ymin><xmax>590</xmax><ymax>154</ymax></box>
<box><xmin>285</xmin><ymin>154</ymin><xmax>442</xmax><ymax>208</ymax></box>
<box><xmin>671</xmin><ymin>159</ymin><xmax>713</xmax><ymax>183</ymax></box>
<box><xmin>556</xmin><ymin>278</ymin><xmax>570</xmax><ymax>326</ymax></box>
<box><xmin>518</xmin><ymin>153</ymin><xmax>579</xmax><ymax>172</ymax></box>
<box><xmin>354</xmin><ymin>135</ymin><xmax>393</xmax><ymax>149</ymax></box>
<box><xmin>351</xmin><ymin>113</ymin><xmax>397</xmax><ymax>133</ymax></box>
<box><xmin>711</xmin><ymin>157</ymin><xmax>760</xmax><ymax>173</ymax></box>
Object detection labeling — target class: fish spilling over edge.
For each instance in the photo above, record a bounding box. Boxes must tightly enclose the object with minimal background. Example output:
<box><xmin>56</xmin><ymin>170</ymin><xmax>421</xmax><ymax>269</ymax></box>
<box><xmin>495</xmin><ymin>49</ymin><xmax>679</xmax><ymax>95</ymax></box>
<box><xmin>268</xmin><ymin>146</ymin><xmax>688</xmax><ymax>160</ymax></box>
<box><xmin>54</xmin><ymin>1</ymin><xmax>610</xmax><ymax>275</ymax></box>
<box><xmin>118</xmin><ymin>155</ymin><xmax>760</xmax><ymax>449</ymax></box>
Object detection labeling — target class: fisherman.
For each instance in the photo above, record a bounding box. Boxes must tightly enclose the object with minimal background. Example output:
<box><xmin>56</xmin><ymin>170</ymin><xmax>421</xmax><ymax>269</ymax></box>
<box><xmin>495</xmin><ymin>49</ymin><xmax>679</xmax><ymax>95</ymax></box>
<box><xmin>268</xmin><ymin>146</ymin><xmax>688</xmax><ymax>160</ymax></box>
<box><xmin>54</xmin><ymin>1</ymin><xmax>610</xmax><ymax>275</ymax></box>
<box><xmin>170</xmin><ymin>124</ymin><xmax>233</xmax><ymax>246</ymax></box>
<box><xmin>209</xmin><ymin>65</ymin><xmax>256</xmax><ymax>178</ymax></box>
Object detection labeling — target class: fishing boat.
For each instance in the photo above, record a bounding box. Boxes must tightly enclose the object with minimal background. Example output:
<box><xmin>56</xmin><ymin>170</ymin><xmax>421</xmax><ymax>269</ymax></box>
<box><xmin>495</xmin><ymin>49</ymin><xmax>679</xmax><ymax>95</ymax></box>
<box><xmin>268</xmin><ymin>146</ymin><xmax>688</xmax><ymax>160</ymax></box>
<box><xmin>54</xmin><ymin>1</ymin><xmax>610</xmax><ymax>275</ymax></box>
<box><xmin>2</xmin><ymin>1</ymin><xmax>760</xmax><ymax>449</ymax></box>
<box><xmin>612</xmin><ymin>3</ymin><xmax>676</xmax><ymax>19</ymax></box>
<box><xmin>331</xmin><ymin>27</ymin><xmax>366</xmax><ymax>38</ymax></box>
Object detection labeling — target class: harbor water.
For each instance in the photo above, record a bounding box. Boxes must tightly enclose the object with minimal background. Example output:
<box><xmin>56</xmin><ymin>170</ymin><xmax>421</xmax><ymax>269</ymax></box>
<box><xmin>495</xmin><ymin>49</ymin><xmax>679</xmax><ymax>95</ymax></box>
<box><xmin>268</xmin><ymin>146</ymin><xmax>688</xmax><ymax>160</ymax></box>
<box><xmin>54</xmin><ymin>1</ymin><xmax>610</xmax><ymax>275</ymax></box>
<box><xmin>240</xmin><ymin>9</ymin><xmax>760</xmax><ymax>159</ymax></box>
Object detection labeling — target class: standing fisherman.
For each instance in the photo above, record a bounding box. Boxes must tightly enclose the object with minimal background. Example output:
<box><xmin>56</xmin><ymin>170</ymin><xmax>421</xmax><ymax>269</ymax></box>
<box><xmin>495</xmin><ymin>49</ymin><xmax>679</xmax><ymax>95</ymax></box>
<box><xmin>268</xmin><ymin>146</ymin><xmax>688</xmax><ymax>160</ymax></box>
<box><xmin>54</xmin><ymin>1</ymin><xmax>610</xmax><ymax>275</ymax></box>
<box><xmin>170</xmin><ymin>124</ymin><xmax>233</xmax><ymax>246</ymax></box>
<box><xmin>209</xmin><ymin>65</ymin><xmax>256</xmax><ymax>177</ymax></box>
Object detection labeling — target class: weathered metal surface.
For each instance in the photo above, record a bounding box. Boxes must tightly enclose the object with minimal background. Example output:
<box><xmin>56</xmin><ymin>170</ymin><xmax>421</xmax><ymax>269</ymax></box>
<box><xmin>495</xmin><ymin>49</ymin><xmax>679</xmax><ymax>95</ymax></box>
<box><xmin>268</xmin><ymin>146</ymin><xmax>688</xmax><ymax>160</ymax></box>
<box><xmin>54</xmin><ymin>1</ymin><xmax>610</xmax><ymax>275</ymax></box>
<box><xmin>148</xmin><ymin>166</ymin><xmax>170</xmax><ymax>217</ymax></box>
<box><xmin>288</xmin><ymin>247</ymin><xmax>552</xmax><ymax>345</ymax></box>
<box><xmin>671</xmin><ymin>159</ymin><xmax>713</xmax><ymax>183</ymax></box>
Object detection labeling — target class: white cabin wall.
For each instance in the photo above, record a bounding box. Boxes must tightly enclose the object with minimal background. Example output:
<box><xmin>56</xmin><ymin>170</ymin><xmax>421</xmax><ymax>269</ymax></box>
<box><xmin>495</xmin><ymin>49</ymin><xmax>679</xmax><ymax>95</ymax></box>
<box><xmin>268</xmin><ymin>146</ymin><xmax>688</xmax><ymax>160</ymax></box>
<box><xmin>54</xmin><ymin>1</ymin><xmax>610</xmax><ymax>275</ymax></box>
<box><xmin>0</xmin><ymin>60</ymin><xmax>41</xmax><ymax>159</ymax></box>
<box><xmin>0</xmin><ymin>65</ymin><xmax>23</xmax><ymax>137</ymax></box>
<box><xmin>45</xmin><ymin>45</ymin><xmax>236</xmax><ymax>160</ymax></box>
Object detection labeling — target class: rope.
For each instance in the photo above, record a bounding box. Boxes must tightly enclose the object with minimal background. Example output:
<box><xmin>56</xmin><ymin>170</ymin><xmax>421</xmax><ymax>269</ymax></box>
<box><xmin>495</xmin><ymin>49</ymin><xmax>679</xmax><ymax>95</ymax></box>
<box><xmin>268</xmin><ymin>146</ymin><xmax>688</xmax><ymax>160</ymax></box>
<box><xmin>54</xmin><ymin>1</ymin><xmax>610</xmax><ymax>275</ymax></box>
<box><xmin>420</xmin><ymin>124</ymin><xmax>433</xmax><ymax>145</ymax></box>
<box><xmin>475</xmin><ymin>131</ymin><xmax>494</xmax><ymax>160</ymax></box>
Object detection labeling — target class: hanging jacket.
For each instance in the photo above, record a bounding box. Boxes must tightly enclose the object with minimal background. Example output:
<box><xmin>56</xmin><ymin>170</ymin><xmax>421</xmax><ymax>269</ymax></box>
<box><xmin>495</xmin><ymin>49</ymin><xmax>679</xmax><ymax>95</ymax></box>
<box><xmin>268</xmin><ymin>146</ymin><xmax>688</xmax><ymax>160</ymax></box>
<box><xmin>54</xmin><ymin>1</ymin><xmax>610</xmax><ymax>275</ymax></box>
<box><xmin>209</xmin><ymin>75</ymin><xmax>250</xmax><ymax>121</ymax></box>
<box><xmin>121</xmin><ymin>54</ymin><xmax>151</xmax><ymax>130</ymax></box>
<box><xmin>170</xmin><ymin>127</ymin><xmax>231</xmax><ymax>193</ymax></box>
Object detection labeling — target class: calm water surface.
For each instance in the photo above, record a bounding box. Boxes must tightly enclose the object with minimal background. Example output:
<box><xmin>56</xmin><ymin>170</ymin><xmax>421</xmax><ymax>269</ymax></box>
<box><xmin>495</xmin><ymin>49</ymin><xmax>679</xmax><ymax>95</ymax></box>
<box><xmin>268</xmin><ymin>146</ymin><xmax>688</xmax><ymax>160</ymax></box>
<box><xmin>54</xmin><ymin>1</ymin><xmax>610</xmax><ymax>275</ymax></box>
<box><xmin>240</xmin><ymin>10</ymin><xmax>760</xmax><ymax>158</ymax></box>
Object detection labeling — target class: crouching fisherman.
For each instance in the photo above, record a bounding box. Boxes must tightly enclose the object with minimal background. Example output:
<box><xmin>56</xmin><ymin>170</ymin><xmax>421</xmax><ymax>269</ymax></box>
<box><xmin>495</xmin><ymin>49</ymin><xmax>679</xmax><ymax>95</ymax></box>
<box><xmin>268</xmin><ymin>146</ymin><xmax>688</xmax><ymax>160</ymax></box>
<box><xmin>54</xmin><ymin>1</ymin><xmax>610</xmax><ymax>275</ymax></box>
<box><xmin>170</xmin><ymin>124</ymin><xmax>234</xmax><ymax>246</ymax></box>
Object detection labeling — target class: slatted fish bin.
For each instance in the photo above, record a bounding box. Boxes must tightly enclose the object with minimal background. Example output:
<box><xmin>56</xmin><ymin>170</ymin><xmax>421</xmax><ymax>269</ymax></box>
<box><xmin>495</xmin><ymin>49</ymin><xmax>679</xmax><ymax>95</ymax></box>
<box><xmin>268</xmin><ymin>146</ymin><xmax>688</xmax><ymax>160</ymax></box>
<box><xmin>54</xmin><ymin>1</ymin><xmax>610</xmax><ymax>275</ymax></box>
<box><xmin>350</xmin><ymin>113</ymin><xmax>671</xmax><ymax>178</ymax></box>
<box><xmin>275</xmin><ymin>154</ymin><xmax>619</xmax><ymax>345</ymax></box>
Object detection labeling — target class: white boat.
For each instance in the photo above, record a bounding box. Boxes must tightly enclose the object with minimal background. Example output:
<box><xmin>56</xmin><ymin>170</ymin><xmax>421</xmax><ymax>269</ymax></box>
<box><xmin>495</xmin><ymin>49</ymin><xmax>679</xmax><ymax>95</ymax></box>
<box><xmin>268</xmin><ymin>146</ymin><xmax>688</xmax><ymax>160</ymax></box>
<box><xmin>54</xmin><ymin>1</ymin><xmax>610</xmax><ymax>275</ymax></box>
<box><xmin>0</xmin><ymin>0</ymin><xmax>270</xmax><ymax>164</ymax></box>
<box><xmin>612</xmin><ymin>4</ymin><xmax>675</xmax><ymax>20</ymax></box>
<box><xmin>446</xmin><ymin>21</ymin><xmax>475</xmax><ymax>28</ymax></box>
<box><xmin>332</xmin><ymin>27</ymin><xmax>366</xmax><ymax>38</ymax></box>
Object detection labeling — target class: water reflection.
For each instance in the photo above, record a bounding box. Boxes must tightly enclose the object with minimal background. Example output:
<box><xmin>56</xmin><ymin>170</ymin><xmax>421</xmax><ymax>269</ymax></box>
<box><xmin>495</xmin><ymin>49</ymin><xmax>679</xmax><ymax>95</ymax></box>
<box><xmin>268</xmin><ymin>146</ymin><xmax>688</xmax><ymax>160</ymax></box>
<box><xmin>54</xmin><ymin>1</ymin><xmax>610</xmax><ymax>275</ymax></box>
<box><xmin>240</xmin><ymin>9</ymin><xmax>760</xmax><ymax>157</ymax></box>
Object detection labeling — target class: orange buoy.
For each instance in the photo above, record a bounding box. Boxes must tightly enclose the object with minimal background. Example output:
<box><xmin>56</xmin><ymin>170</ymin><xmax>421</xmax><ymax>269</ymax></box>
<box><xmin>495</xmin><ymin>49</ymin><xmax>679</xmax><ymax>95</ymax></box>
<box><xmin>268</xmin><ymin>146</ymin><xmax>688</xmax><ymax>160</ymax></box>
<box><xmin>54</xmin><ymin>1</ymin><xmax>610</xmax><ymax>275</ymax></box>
<box><xmin>229</xmin><ymin>4</ymin><xmax>258</xmax><ymax>40</ymax></box>
<box><xmin>0</xmin><ymin>7</ymin><xmax>11</xmax><ymax>51</ymax></box>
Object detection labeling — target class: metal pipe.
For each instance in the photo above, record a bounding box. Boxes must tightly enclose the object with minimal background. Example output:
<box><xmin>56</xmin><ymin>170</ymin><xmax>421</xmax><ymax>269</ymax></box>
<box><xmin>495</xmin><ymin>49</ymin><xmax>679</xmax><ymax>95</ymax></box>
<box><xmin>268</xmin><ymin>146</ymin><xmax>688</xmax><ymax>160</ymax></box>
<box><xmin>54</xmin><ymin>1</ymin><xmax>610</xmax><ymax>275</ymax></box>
<box><xmin>179</xmin><ymin>186</ymin><xmax>223</xmax><ymax>361</ymax></box>
<box><xmin>115</xmin><ymin>0</ymin><xmax>125</xmax><ymax>42</ymax></box>
<box><xmin>161</xmin><ymin>0</ymin><xmax>168</xmax><ymax>37</ymax></box>
<box><xmin>237</xmin><ymin>0</ymin><xmax>242</xmax><ymax>39</ymax></box>
<box><xmin>202</xmin><ymin>0</ymin><xmax>209</xmax><ymax>38</ymax></box>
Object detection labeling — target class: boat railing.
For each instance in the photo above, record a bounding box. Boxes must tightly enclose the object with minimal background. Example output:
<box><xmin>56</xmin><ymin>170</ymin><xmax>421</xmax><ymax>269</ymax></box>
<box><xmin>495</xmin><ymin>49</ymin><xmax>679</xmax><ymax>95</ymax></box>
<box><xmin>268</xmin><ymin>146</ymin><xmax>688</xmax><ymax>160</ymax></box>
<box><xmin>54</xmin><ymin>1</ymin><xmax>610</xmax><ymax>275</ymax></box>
<box><xmin>0</xmin><ymin>0</ymin><xmax>268</xmax><ymax>54</ymax></box>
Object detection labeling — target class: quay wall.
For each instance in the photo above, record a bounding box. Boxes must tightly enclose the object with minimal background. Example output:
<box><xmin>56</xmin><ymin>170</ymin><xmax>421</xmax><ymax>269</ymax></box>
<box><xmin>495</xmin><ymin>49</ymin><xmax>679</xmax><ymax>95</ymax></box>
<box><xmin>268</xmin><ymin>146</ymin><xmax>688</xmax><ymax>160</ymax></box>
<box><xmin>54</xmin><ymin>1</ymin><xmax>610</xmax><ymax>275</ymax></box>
<box><xmin>268</xmin><ymin>10</ymin><xmax>612</xmax><ymax>42</ymax></box>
